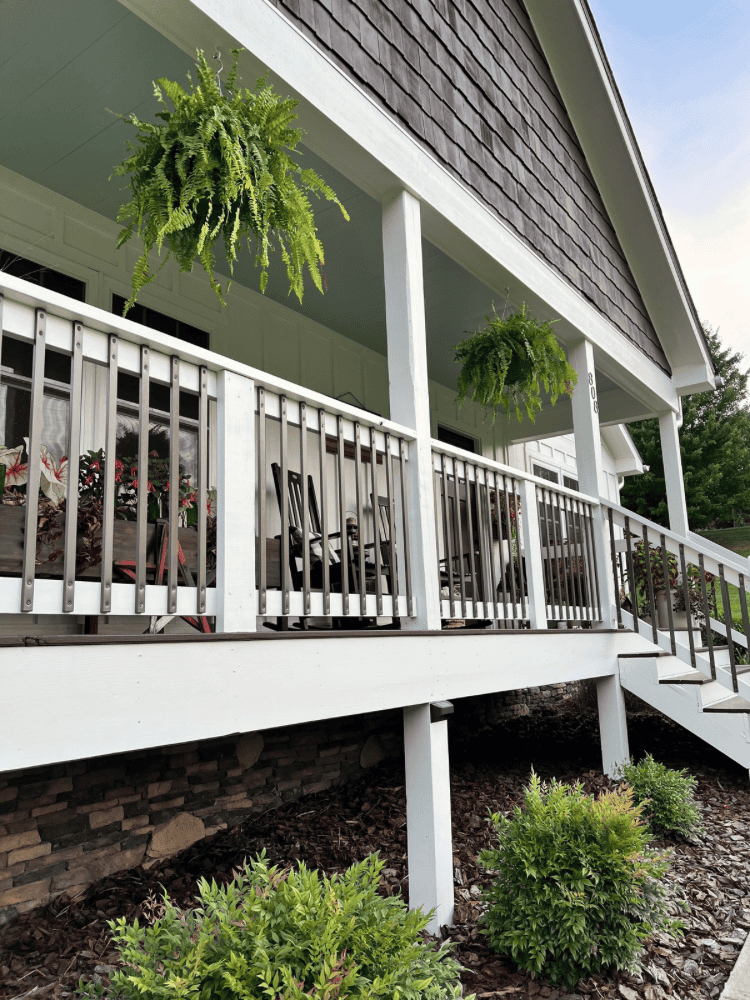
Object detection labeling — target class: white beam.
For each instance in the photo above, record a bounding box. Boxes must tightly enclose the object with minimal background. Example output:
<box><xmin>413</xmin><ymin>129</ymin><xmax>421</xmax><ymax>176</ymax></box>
<box><xmin>0</xmin><ymin>630</ymin><xmax>640</xmax><ymax>773</ymax></box>
<box><xmin>403</xmin><ymin>704</ymin><xmax>454</xmax><ymax>932</ymax></box>
<box><xmin>659</xmin><ymin>409</ymin><xmax>689</xmax><ymax>537</ymax></box>
<box><xmin>216</xmin><ymin>370</ymin><xmax>257</xmax><ymax>632</ymax></box>
<box><xmin>518</xmin><ymin>479</ymin><xmax>548</xmax><ymax>629</ymax></box>
<box><xmin>569</xmin><ymin>340</ymin><xmax>615</xmax><ymax>627</ymax></box>
<box><xmin>382</xmin><ymin>191</ymin><xmax>441</xmax><ymax>629</ymax></box>
<box><xmin>596</xmin><ymin>673</ymin><xmax>630</xmax><ymax>777</ymax></box>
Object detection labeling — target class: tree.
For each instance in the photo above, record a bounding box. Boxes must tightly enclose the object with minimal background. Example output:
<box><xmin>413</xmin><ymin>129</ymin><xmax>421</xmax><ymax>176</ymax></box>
<box><xmin>620</xmin><ymin>326</ymin><xmax>750</xmax><ymax>530</ymax></box>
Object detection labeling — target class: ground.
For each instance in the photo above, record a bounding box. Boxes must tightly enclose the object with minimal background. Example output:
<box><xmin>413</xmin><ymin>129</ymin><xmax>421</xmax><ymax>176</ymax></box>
<box><xmin>695</xmin><ymin>527</ymin><xmax>750</xmax><ymax>560</ymax></box>
<box><xmin>1</xmin><ymin>694</ymin><xmax>749</xmax><ymax>999</ymax></box>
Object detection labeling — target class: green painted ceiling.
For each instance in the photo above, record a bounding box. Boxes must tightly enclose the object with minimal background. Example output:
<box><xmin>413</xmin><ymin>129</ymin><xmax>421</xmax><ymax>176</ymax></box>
<box><xmin>0</xmin><ymin>0</ymin><xmax>510</xmax><ymax>391</ymax></box>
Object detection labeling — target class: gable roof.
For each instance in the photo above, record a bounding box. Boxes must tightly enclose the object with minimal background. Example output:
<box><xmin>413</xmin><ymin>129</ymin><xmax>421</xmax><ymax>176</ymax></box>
<box><xmin>525</xmin><ymin>0</ymin><xmax>714</xmax><ymax>391</ymax></box>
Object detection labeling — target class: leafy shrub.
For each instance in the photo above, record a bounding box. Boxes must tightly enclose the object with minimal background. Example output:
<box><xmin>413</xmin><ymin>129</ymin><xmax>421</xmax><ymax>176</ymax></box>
<box><xmin>621</xmin><ymin>754</ymin><xmax>703</xmax><ymax>840</ymax></box>
<box><xmin>78</xmin><ymin>854</ymin><xmax>470</xmax><ymax>1000</ymax></box>
<box><xmin>478</xmin><ymin>773</ymin><xmax>681</xmax><ymax>989</ymax></box>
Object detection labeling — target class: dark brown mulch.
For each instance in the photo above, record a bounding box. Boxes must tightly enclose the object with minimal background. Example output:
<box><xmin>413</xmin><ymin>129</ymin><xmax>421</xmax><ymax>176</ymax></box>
<box><xmin>1</xmin><ymin>701</ymin><xmax>750</xmax><ymax>1000</ymax></box>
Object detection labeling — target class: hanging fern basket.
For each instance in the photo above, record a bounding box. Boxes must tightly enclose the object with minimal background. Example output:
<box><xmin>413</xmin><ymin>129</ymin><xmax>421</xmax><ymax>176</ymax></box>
<box><xmin>112</xmin><ymin>49</ymin><xmax>349</xmax><ymax>313</ymax></box>
<box><xmin>453</xmin><ymin>304</ymin><xmax>577</xmax><ymax>422</ymax></box>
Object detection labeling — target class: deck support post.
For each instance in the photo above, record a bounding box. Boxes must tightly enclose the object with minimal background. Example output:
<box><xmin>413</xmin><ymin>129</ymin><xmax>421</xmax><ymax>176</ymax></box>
<box><xmin>569</xmin><ymin>339</ymin><xmax>616</xmax><ymax>628</ymax></box>
<box><xmin>659</xmin><ymin>408</ymin><xmax>689</xmax><ymax>537</ymax></box>
<box><xmin>596</xmin><ymin>673</ymin><xmax>630</xmax><ymax>777</ymax></box>
<box><xmin>403</xmin><ymin>703</ymin><xmax>454</xmax><ymax>932</ymax></box>
<box><xmin>216</xmin><ymin>370</ymin><xmax>257</xmax><ymax>632</ymax></box>
<box><xmin>382</xmin><ymin>190</ymin><xmax>441</xmax><ymax>630</ymax></box>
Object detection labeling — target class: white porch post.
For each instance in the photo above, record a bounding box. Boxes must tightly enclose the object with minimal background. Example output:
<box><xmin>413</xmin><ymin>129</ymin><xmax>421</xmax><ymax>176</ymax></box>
<box><xmin>403</xmin><ymin>703</ymin><xmax>454</xmax><ymax>932</ymax></box>
<box><xmin>382</xmin><ymin>189</ymin><xmax>441</xmax><ymax>630</ymax></box>
<box><xmin>596</xmin><ymin>674</ymin><xmax>630</xmax><ymax>777</ymax></box>
<box><xmin>569</xmin><ymin>339</ymin><xmax>616</xmax><ymax>628</ymax></box>
<box><xmin>216</xmin><ymin>369</ymin><xmax>257</xmax><ymax>633</ymax></box>
<box><xmin>569</xmin><ymin>340</ymin><xmax>629</xmax><ymax>774</ymax></box>
<box><xmin>659</xmin><ymin>408</ymin><xmax>689</xmax><ymax>537</ymax></box>
<box><xmin>518</xmin><ymin>478</ymin><xmax>548</xmax><ymax>628</ymax></box>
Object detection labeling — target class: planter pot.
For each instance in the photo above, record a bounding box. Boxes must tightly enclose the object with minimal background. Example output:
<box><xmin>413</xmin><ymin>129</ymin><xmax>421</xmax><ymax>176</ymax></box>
<box><xmin>655</xmin><ymin>588</ymin><xmax>698</xmax><ymax>632</ymax></box>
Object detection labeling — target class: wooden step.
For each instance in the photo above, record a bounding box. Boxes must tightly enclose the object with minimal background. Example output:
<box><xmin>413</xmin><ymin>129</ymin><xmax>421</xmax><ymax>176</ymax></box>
<box><xmin>619</xmin><ymin>651</ymin><xmax>671</xmax><ymax>659</ymax></box>
<box><xmin>703</xmin><ymin>695</ymin><xmax>750</xmax><ymax>714</ymax></box>
<box><xmin>659</xmin><ymin>670</ymin><xmax>711</xmax><ymax>685</ymax></box>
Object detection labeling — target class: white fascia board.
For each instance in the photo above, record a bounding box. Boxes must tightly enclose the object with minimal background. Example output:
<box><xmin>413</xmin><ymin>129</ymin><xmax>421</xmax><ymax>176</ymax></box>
<box><xmin>0</xmin><ymin>630</ymin><xmax>650</xmax><ymax>773</ymax></box>
<box><xmin>524</xmin><ymin>0</ymin><xmax>714</xmax><ymax>389</ymax></box>
<box><xmin>116</xmin><ymin>0</ymin><xmax>679</xmax><ymax>415</ymax></box>
<box><xmin>601</xmin><ymin>424</ymin><xmax>644</xmax><ymax>477</ymax></box>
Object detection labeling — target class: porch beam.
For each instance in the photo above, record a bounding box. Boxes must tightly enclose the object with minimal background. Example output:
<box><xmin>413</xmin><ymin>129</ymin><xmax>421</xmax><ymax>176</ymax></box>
<box><xmin>659</xmin><ymin>409</ymin><xmax>689</xmax><ymax>537</ymax></box>
<box><xmin>403</xmin><ymin>703</ymin><xmax>454</xmax><ymax>933</ymax></box>
<box><xmin>595</xmin><ymin>673</ymin><xmax>630</xmax><ymax>777</ymax></box>
<box><xmin>216</xmin><ymin>370</ymin><xmax>257</xmax><ymax>632</ymax></box>
<box><xmin>569</xmin><ymin>340</ymin><xmax>616</xmax><ymax>628</ymax></box>
<box><xmin>382</xmin><ymin>190</ymin><xmax>441</xmax><ymax>630</ymax></box>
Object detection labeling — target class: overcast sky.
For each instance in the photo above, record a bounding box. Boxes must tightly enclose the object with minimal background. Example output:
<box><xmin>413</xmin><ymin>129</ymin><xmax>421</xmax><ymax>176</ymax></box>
<box><xmin>588</xmin><ymin>0</ymin><xmax>750</xmax><ymax>364</ymax></box>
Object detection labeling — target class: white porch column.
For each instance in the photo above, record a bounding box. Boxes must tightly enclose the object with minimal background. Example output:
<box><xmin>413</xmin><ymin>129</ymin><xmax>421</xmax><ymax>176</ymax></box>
<box><xmin>216</xmin><ymin>369</ymin><xmax>257</xmax><ymax>633</ymax></box>
<box><xmin>659</xmin><ymin>408</ymin><xmax>689</xmax><ymax>537</ymax></box>
<box><xmin>382</xmin><ymin>190</ymin><xmax>441</xmax><ymax>629</ymax></box>
<box><xmin>403</xmin><ymin>703</ymin><xmax>454</xmax><ymax>932</ymax></box>
<box><xmin>518</xmin><ymin>478</ymin><xmax>548</xmax><ymax>628</ymax></box>
<box><xmin>569</xmin><ymin>339</ymin><xmax>615</xmax><ymax>628</ymax></box>
<box><xmin>596</xmin><ymin>673</ymin><xmax>630</xmax><ymax>777</ymax></box>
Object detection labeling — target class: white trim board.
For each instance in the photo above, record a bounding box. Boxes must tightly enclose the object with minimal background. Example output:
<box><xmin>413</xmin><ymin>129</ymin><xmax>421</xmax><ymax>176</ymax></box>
<box><xmin>0</xmin><ymin>629</ymin><xmax>646</xmax><ymax>773</ymax></box>
<box><xmin>116</xmin><ymin>0</ymin><xmax>686</xmax><ymax>414</ymax></box>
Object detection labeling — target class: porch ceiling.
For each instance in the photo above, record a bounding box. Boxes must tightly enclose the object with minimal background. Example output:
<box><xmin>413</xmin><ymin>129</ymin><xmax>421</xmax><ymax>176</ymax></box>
<box><xmin>0</xmin><ymin>0</ymin><xmax>654</xmax><ymax>429</ymax></box>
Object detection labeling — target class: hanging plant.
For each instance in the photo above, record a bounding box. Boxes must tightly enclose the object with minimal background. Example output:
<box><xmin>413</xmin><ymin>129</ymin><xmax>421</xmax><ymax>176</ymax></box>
<box><xmin>453</xmin><ymin>303</ymin><xmax>577</xmax><ymax>422</ymax></box>
<box><xmin>112</xmin><ymin>49</ymin><xmax>349</xmax><ymax>313</ymax></box>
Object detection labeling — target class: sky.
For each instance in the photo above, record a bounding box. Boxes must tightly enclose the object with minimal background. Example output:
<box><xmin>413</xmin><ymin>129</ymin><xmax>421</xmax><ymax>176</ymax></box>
<box><xmin>588</xmin><ymin>0</ymin><xmax>750</xmax><ymax>364</ymax></box>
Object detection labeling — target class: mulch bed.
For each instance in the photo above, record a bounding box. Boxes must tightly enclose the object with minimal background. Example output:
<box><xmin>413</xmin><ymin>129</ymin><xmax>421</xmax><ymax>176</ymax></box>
<box><xmin>2</xmin><ymin>699</ymin><xmax>750</xmax><ymax>1000</ymax></box>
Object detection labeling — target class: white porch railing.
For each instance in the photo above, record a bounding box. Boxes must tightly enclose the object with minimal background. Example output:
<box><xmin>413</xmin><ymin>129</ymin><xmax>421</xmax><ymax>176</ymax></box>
<box><xmin>431</xmin><ymin>440</ymin><xmax>603</xmax><ymax>627</ymax></box>
<box><xmin>0</xmin><ymin>274</ymin><xmax>416</xmax><ymax>631</ymax></box>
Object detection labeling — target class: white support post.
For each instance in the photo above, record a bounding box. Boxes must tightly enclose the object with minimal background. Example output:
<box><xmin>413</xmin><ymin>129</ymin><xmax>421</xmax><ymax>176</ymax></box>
<box><xmin>659</xmin><ymin>408</ymin><xmax>689</xmax><ymax>538</ymax></box>
<box><xmin>403</xmin><ymin>704</ymin><xmax>454</xmax><ymax>932</ymax></box>
<box><xmin>519</xmin><ymin>478</ymin><xmax>548</xmax><ymax>628</ymax></box>
<box><xmin>216</xmin><ymin>370</ymin><xmax>257</xmax><ymax>633</ymax></box>
<box><xmin>382</xmin><ymin>190</ymin><xmax>441</xmax><ymax>629</ymax></box>
<box><xmin>569</xmin><ymin>339</ymin><xmax>615</xmax><ymax>628</ymax></box>
<box><xmin>595</xmin><ymin>673</ymin><xmax>630</xmax><ymax>776</ymax></box>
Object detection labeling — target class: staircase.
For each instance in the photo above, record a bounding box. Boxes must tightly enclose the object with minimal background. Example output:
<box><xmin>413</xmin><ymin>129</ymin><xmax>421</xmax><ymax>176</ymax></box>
<box><xmin>603</xmin><ymin>502</ymin><xmax>750</xmax><ymax>771</ymax></box>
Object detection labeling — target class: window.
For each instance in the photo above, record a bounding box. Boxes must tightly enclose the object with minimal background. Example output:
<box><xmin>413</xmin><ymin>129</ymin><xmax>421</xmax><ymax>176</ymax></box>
<box><xmin>0</xmin><ymin>338</ymin><xmax>71</xmax><ymax>459</ymax></box>
<box><xmin>563</xmin><ymin>475</ymin><xmax>579</xmax><ymax>491</ymax></box>
<box><xmin>0</xmin><ymin>248</ymin><xmax>86</xmax><ymax>302</ymax></box>
<box><xmin>437</xmin><ymin>425</ymin><xmax>476</xmax><ymax>453</ymax></box>
<box><xmin>533</xmin><ymin>463</ymin><xmax>559</xmax><ymax>484</ymax></box>
<box><xmin>112</xmin><ymin>295</ymin><xmax>210</xmax><ymax>350</ymax></box>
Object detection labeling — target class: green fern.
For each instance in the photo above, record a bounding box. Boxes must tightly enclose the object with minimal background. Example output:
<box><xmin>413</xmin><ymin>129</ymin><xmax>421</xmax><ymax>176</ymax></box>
<box><xmin>454</xmin><ymin>304</ymin><xmax>577</xmax><ymax>422</ymax></box>
<box><xmin>111</xmin><ymin>49</ymin><xmax>349</xmax><ymax>313</ymax></box>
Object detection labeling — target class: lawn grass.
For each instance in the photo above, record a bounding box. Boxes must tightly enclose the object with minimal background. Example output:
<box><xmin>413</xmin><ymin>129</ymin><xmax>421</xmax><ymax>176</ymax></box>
<box><xmin>695</xmin><ymin>525</ymin><xmax>750</xmax><ymax>559</ymax></box>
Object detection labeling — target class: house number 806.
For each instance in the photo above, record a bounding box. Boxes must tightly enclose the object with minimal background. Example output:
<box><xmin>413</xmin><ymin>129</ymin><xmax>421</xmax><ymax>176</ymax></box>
<box><xmin>589</xmin><ymin>372</ymin><xmax>599</xmax><ymax>414</ymax></box>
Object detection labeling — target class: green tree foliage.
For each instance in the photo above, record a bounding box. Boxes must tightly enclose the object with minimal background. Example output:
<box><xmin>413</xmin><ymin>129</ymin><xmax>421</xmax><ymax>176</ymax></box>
<box><xmin>621</xmin><ymin>326</ymin><xmax>750</xmax><ymax>529</ymax></box>
<box><xmin>620</xmin><ymin>755</ymin><xmax>703</xmax><ymax>841</ymax></box>
<box><xmin>77</xmin><ymin>854</ymin><xmax>470</xmax><ymax>1000</ymax></box>
<box><xmin>112</xmin><ymin>50</ymin><xmax>349</xmax><ymax>313</ymax></box>
<box><xmin>453</xmin><ymin>304</ymin><xmax>577</xmax><ymax>423</ymax></box>
<box><xmin>478</xmin><ymin>774</ymin><xmax>681</xmax><ymax>989</ymax></box>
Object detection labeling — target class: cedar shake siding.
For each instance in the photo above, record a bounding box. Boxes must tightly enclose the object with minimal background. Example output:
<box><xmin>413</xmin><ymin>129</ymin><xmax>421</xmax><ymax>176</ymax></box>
<box><xmin>274</xmin><ymin>0</ymin><xmax>671</xmax><ymax>374</ymax></box>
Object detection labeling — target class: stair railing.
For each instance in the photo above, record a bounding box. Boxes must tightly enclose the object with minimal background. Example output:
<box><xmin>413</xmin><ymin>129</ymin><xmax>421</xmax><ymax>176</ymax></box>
<box><xmin>603</xmin><ymin>499</ymin><xmax>750</xmax><ymax>694</ymax></box>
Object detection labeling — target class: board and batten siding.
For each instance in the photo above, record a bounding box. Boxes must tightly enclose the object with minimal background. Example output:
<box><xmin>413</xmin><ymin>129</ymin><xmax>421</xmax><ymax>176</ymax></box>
<box><xmin>272</xmin><ymin>0</ymin><xmax>670</xmax><ymax>375</ymax></box>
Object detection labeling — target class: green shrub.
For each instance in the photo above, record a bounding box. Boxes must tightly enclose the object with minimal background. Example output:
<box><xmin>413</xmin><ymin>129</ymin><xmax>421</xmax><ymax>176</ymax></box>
<box><xmin>477</xmin><ymin>773</ymin><xmax>681</xmax><ymax>989</ymax></box>
<box><xmin>78</xmin><ymin>854</ymin><xmax>470</xmax><ymax>1000</ymax></box>
<box><xmin>620</xmin><ymin>754</ymin><xmax>703</xmax><ymax>840</ymax></box>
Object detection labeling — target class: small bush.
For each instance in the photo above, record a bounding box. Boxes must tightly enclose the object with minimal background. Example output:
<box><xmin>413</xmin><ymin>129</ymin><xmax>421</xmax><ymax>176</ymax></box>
<box><xmin>78</xmin><ymin>854</ymin><xmax>470</xmax><ymax>1000</ymax></box>
<box><xmin>620</xmin><ymin>754</ymin><xmax>703</xmax><ymax>840</ymax></box>
<box><xmin>478</xmin><ymin>773</ymin><xmax>681</xmax><ymax>989</ymax></box>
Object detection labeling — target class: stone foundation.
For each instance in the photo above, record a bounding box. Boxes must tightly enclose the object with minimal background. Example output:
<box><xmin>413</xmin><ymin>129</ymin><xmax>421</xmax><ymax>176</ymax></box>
<box><xmin>0</xmin><ymin>710</ymin><xmax>401</xmax><ymax>919</ymax></box>
<box><xmin>458</xmin><ymin>681</ymin><xmax>584</xmax><ymax>725</ymax></box>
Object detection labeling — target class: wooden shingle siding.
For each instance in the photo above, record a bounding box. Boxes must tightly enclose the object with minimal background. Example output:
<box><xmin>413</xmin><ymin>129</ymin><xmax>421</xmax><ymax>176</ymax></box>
<box><xmin>273</xmin><ymin>0</ymin><xmax>670</xmax><ymax>374</ymax></box>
